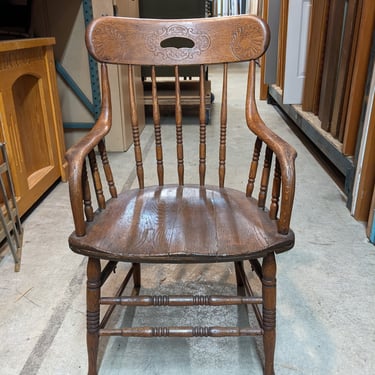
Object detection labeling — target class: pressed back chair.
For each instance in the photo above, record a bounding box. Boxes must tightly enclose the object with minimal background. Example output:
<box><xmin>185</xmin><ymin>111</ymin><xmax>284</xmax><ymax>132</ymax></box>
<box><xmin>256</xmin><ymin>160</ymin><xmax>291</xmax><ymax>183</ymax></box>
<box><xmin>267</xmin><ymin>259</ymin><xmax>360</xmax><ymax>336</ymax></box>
<box><xmin>66</xmin><ymin>15</ymin><xmax>297</xmax><ymax>375</ymax></box>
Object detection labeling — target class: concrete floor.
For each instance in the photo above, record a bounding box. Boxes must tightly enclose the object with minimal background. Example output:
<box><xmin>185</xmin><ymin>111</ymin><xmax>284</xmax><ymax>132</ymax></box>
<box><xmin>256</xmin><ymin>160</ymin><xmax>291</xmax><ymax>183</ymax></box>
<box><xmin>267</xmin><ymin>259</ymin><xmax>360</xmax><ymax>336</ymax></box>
<box><xmin>1</xmin><ymin>63</ymin><xmax>374</xmax><ymax>375</ymax></box>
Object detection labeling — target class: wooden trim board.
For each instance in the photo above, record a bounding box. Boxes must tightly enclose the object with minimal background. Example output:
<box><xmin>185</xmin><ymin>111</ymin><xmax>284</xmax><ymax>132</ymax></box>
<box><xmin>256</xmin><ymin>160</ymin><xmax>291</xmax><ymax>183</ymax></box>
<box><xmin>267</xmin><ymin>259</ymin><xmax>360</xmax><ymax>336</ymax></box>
<box><xmin>318</xmin><ymin>0</ymin><xmax>346</xmax><ymax>131</ymax></box>
<box><xmin>343</xmin><ymin>0</ymin><xmax>375</xmax><ymax>156</ymax></box>
<box><xmin>302</xmin><ymin>0</ymin><xmax>329</xmax><ymax>114</ymax></box>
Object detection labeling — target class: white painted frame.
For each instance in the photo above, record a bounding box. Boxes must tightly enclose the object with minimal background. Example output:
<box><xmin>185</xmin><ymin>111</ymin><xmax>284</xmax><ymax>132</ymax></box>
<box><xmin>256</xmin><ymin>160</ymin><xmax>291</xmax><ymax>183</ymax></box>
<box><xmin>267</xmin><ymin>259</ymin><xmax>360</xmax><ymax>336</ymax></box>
<box><xmin>283</xmin><ymin>0</ymin><xmax>312</xmax><ymax>104</ymax></box>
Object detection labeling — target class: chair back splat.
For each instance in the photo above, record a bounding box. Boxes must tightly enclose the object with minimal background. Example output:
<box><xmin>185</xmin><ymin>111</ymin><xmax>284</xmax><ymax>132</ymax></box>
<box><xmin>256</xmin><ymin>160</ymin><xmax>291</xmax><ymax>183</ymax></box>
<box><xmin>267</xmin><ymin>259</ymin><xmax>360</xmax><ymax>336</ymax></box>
<box><xmin>65</xmin><ymin>15</ymin><xmax>297</xmax><ymax>375</ymax></box>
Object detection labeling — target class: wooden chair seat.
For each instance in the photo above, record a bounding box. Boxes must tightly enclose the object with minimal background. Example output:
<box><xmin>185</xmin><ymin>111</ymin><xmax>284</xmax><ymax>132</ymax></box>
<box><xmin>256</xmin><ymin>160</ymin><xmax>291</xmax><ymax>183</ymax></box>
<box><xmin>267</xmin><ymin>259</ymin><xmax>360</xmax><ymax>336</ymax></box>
<box><xmin>69</xmin><ymin>185</ymin><xmax>294</xmax><ymax>262</ymax></box>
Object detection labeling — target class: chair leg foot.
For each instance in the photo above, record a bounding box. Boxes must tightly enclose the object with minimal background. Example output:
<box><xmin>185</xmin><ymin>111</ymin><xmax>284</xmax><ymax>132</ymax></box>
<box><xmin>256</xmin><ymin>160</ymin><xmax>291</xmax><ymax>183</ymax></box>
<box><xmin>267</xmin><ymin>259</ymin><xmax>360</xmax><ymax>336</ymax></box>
<box><xmin>87</xmin><ymin>258</ymin><xmax>101</xmax><ymax>375</ymax></box>
<box><xmin>262</xmin><ymin>252</ymin><xmax>276</xmax><ymax>375</ymax></box>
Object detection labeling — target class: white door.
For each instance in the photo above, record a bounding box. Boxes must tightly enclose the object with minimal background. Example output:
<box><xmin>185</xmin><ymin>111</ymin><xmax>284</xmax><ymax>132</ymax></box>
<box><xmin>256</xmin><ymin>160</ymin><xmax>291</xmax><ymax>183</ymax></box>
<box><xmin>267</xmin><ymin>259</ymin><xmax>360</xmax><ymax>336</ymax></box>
<box><xmin>283</xmin><ymin>0</ymin><xmax>312</xmax><ymax>104</ymax></box>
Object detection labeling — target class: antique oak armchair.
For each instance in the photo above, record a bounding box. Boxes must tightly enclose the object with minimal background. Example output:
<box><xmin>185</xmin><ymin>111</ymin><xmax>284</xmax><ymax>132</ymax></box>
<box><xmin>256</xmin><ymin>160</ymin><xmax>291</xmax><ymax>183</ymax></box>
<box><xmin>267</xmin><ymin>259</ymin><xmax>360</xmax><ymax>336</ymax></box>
<box><xmin>66</xmin><ymin>15</ymin><xmax>296</xmax><ymax>375</ymax></box>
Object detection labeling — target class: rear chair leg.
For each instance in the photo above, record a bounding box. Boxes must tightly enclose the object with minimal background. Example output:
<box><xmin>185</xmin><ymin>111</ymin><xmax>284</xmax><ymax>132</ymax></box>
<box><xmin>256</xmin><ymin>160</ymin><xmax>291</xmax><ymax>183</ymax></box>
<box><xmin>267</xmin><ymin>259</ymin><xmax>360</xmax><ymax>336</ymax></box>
<box><xmin>234</xmin><ymin>261</ymin><xmax>244</xmax><ymax>288</ymax></box>
<box><xmin>87</xmin><ymin>258</ymin><xmax>101</xmax><ymax>375</ymax></box>
<box><xmin>133</xmin><ymin>263</ymin><xmax>141</xmax><ymax>289</ymax></box>
<box><xmin>262</xmin><ymin>252</ymin><xmax>276</xmax><ymax>375</ymax></box>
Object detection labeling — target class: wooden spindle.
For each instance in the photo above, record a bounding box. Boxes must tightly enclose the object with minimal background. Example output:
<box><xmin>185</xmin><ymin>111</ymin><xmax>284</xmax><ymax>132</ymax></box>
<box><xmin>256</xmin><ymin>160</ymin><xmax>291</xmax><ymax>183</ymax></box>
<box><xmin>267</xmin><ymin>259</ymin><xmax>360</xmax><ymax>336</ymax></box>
<box><xmin>128</xmin><ymin>65</ymin><xmax>144</xmax><ymax>189</ymax></box>
<box><xmin>245</xmin><ymin>60</ymin><xmax>259</xmax><ymax>126</ymax></box>
<box><xmin>269</xmin><ymin>159</ymin><xmax>281</xmax><ymax>220</ymax></box>
<box><xmin>258</xmin><ymin>146</ymin><xmax>273</xmax><ymax>209</ymax></box>
<box><xmin>88</xmin><ymin>150</ymin><xmax>105</xmax><ymax>210</ymax></box>
<box><xmin>219</xmin><ymin>63</ymin><xmax>228</xmax><ymax>188</ymax></box>
<box><xmin>100</xmin><ymin>326</ymin><xmax>262</xmax><ymax>337</ymax></box>
<box><xmin>82</xmin><ymin>159</ymin><xmax>94</xmax><ymax>221</ymax></box>
<box><xmin>199</xmin><ymin>64</ymin><xmax>206</xmax><ymax>186</ymax></box>
<box><xmin>246</xmin><ymin>137</ymin><xmax>262</xmax><ymax>197</ymax></box>
<box><xmin>98</xmin><ymin>140</ymin><xmax>117</xmax><ymax>198</ymax></box>
<box><xmin>151</xmin><ymin>66</ymin><xmax>164</xmax><ymax>186</ymax></box>
<box><xmin>101</xmin><ymin>295</ymin><xmax>261</xmax><ymax>306</ymax></box>
<box><xmin>175</xmin><ymin>65</ymin><xmax>184</xmax><ymax>185</ymax></box>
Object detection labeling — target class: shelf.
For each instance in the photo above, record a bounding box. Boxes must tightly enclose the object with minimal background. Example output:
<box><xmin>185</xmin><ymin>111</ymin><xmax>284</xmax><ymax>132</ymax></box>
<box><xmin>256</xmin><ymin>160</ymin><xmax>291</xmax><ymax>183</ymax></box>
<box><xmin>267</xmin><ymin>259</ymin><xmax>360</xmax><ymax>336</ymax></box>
<box><xmin>268</xmin><ymin>84</ymin><xmax>354</xmax><ymax>196</ymax></box>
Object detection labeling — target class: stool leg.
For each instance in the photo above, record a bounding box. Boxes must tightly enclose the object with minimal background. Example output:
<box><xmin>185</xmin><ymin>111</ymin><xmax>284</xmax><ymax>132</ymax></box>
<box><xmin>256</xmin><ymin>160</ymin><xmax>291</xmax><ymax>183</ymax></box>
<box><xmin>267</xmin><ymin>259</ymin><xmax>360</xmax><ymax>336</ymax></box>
<box><xmin>262</xmin><ymin>252</ymin><xmax>276</xmax><ymax>375</ymax></box>
<box><xmin>87</xmin><ymin>258</ymin><xmax>101</xmax><ymax>375</ymax></box>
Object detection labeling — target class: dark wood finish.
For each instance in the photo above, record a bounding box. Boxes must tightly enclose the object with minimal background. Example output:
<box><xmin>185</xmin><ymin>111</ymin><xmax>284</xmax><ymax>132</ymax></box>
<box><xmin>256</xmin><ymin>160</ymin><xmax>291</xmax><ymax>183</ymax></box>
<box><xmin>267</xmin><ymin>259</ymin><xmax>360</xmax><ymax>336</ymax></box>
<box><xmin>66</xmin><ymin>15</ymin><xmax>297</xmax><ymax>375</ymax></box>
<box><xmin>302</xmin><ymin>0</ymin><xmax>329</xmax><ymax>114</ymax></box>
<box><xmin>338</xmin><ymin>0</ymin><xmax>363</xmax><ymax>143</ymax></box>
<box><xmin>70</xmin><ymin>185</ymin><xmax>295</xmax><ymax>262</ymax></box>
<box><xmin>338</xmin><ymin>0</ymin><xmax>364</xmax><ymax>142</ymax></box>
<box><xmin>219</xmin><ymin>63</ymin><xmax>228</xmax><ymax>188</ymax></box>
<box><xmin>343</xmin><ymin>0</ymin><xmax>375</xmax><ymax>156</ymax></box>
<box><xmin>199</xmin><ymin>64</ymin><xmax>206</xmax><ymax>185</ymax></box>
<box><xmin>330</xmin><ymin>0</ymin><xmax>361</xmax><ymax>139</ymax></box>
<box><xmin>100</xmin><ymin>295</ymin><xmax>263</xmax><ymax>306</ymax></box>
<box><xmin>262</xmin><ymin>252</ymin><xmax>277</xmax><ymax>375</ymax></box>
<box><xmin>318</xmin><ymin>0</ymin><xmax>346</xmax><ymax>131</ymax></box>
<box><xmin>86</xmin><ymin>257</ymin><xmax>101</xmax><ymax>375</ymax></box>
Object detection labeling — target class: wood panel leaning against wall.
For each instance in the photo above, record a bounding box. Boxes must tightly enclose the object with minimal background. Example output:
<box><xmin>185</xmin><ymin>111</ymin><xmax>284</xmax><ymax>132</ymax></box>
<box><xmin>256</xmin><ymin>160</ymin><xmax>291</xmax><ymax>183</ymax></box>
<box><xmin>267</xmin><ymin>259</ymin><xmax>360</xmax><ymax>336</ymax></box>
<box><xmin>342</xmin><ymin>0</ymin><xmax>375</xmax><ymax>157</ymax></box>
<box><xmin>302</xmin><ymin>0</ymin><xmax>329</xmax><ymax>114</ymax></box>
<box><xmin>260</xmin><ymin>0</ymin><xmax>375</xmax><ymax>238</ymax></box>
<box><xmin>330</xmin><ymin>0</ymin><xmax>363</xmax><ymax>141</ymax></box>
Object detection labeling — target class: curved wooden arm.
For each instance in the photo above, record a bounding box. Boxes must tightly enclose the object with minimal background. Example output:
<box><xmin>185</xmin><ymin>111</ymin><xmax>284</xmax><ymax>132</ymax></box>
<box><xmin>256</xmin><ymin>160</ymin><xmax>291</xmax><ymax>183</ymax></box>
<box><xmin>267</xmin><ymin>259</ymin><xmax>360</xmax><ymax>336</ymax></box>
<box><xmin>65</xmin><ymin>64</ymin><xmax>112</xmax><ymax>236</ymax></box>
<box><xmin>246</xmin><ymin>61</ymin><xmax>297</xmax><ymax>234</ymax></box>
<box><xmin>276</xmin><ymin>152</ymin><xmax>296</xmax><ymax>234</ymax></box>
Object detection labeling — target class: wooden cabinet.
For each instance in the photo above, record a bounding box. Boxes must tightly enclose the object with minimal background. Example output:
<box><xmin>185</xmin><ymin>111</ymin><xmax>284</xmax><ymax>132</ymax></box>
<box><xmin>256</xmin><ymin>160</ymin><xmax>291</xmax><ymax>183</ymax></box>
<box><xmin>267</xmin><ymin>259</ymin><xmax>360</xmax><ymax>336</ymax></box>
<box><xmin>0</xmin><ymin>38</ymin><xmax>66</xmax><ymax>216</ymax></box>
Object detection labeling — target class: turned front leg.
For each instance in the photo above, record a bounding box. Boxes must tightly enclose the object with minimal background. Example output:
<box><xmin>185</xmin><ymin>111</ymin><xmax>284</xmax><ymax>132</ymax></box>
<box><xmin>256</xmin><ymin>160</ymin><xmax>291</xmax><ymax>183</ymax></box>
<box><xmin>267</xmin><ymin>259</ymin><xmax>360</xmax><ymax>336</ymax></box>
<box><xmin>262</xmin><ymin>252</ymin><xmax>276</xmax><ymax>375</ymax></box>
<box><xmin>87</xmin><ymin>258</ymin><xmax>101</xmax><ymax>375</ymax></box>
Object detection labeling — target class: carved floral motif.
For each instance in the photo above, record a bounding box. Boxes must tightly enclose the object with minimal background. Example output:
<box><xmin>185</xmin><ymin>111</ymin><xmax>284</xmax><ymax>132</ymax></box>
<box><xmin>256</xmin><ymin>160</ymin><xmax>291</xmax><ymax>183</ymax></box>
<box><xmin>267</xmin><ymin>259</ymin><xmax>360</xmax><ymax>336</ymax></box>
<box><xmin>231</xmin><ymin>23</ymin><xmax>264</xmax><ymax>60</ymax></box>
<box><xmin>146</xmin><ymin>25</ymin><xmax>211</xmax><ymax>61</ymax></box>
<box><xmin>91</xmin><ymin>24</ymin><xmax>127</xmax><ymax>61</ymax></box>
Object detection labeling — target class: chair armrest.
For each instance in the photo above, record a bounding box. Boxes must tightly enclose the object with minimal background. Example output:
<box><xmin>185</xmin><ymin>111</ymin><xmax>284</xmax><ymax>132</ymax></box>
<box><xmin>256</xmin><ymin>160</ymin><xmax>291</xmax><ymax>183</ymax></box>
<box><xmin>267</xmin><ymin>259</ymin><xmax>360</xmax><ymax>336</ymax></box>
<box><xmin>247</xmin><ymin>113</ymin><xmax>297</xmax><ymax>235</ymax></box>
<box><xmin>65</xmin><ymin>64</ymin><xmax>112</xmax><ymax>236</ymax></box>
<box><xmin>243</xmin><ymin>61</ymin><xmax>296</xmax><ymax>234</ymax></box>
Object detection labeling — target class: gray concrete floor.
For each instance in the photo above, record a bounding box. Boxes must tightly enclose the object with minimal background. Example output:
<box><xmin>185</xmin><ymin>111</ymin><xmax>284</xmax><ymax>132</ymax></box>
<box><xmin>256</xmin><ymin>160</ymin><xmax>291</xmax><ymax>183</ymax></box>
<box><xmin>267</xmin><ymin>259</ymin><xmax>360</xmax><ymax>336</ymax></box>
<box><xmin>1</xmin><ymin>63</ymin><xmax>374</xmax><ymax>375</ymax></box>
